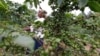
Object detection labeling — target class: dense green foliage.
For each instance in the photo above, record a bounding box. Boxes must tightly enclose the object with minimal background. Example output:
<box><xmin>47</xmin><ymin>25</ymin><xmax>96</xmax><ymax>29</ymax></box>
<box><xmin>0</xmin><ymin>0</ymin><xmax>100</xmax><ymax>56</ymax></box>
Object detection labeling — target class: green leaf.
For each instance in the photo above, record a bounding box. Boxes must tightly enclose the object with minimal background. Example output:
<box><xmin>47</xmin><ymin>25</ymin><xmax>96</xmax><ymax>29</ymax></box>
<box><xmin>33</xmin><ymin>0</ymin><xmax>39</xmax><ymax>8</ymax></box>
<box><xmin>57</xmin><ymin>0</ymin><xmax>63</xmax><ymax>7</ymax></box>
<box><xmin>24</xmin><ymin>0</ymin><xmax>39</xmax><ymax>8</ymax></box>
<box><xmin>88</xmin><ymin>1</ymin><xmax>100</xmax><ymax>12</ymax></box>
<box><xmin>0</xmin><ymin>0</ymin><xmax>8</xmax><ymax>11</ymax></box>
<box><xmin>78</xmin><ymin>0</ymin><xmax>88</xmax><ymax>8</ymax></box>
